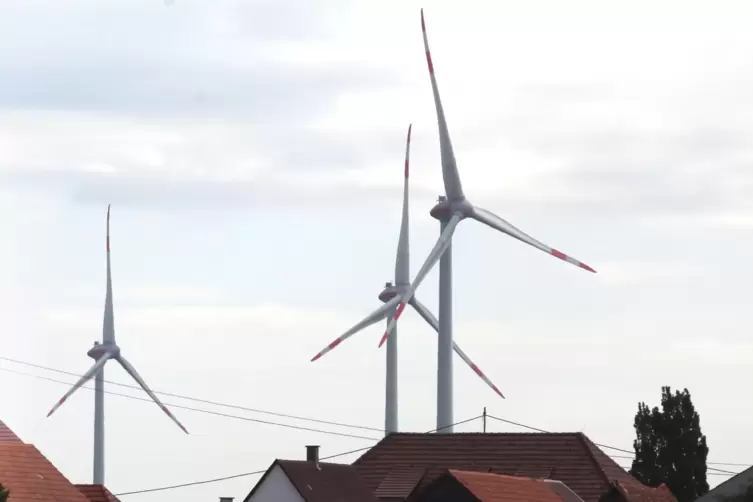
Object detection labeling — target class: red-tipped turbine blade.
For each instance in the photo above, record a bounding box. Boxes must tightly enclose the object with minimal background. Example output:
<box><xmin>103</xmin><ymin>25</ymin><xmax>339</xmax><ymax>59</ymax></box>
<box><xmin>312</xmin><ymin>296</ymin><xmax>402</xmax><ymax>361</ymax></box>
<box><xmin>378</xmin><ymin>301</ymin><xmax>407</xmax><ymax>347</ymax></box>
<box><xmin>471</xmin><ymin>206</ymin><xmax>596</xmax><ymax>273</ymax></box>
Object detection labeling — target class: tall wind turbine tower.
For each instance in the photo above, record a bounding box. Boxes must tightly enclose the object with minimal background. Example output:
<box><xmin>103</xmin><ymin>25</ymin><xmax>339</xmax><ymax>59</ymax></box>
<box><xmin>379</xmin><ymin>11</ymin><xmax>597</xmax><ymax>433</ymax></box>
<box><xmin>311</xmin><ymin>125</ymin><xmax>504</xmax><ymax>434</ymax></box>
<box><xmin>47</xmin><ymin>205</ymin><xmax>188</xmax><ymax>484</ymax></box>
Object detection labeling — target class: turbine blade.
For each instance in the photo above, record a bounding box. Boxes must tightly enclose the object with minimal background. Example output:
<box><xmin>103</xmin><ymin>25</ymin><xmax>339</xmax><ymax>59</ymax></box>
<box><xmin>395</xmin><ymin>124</ymin><xmax>412</xmax><ymax>286</ymax></box>
<box><xmin>116</xmin><ymin>356</ymin><xmax>189</xmax><ymax>434</ymax></box>
<box><xmin>378</xmin><ymin>212</ymin><xmax>462</xmax><ymax>347</ymax></box>
<box><xmin>409</xmin><ymin>297</ymin><xmax>505</xmax><ymax>398</ymax></box>
<box><xmin>311</xmin><ymin>296</ymin><xmax>402</xmax><ymax>362</ymax></box>
<box><xmin>471</xmin><ymin>206</ymin><xmax>596</xmax><ymax>273</ymax></box>
<box><xmin>103</xmin><ymin>204</ymin><xmax>115</xmax><ymax>344</ymax></box>
<box><xmin>47</xmin><ymin>353</ymin><xmax>112</xmax><ymax>418</ymax></box>
<box><xmin>421</xmin><ymin>9</ymin><xmax>464</xmax><ymax>201</ymax></box>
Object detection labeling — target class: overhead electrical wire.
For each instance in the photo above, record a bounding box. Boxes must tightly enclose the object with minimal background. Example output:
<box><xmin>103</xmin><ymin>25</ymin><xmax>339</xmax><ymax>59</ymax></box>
<box><xmin>485</xmin><ymin>414</ymin><xmax>740</xmax><ymax>476</ymax></box>
<box><xmin>114</xmin><ymin>414</ymin><xmax>484</xmax><ymax>496</ymax></box>
<box><xmin>0</xmin><ymin>366</ymin><xmax>379</xmax><ymax>441</ymax></box>
<box><xmin>0</xmin><ymin>355</ymin><xmax>382</xmax><ymax>433</ymax></box>
<box><xmin>0</xmin><ymin>356</ymin><xmax>746</xmax><ymax>493</ymax></box>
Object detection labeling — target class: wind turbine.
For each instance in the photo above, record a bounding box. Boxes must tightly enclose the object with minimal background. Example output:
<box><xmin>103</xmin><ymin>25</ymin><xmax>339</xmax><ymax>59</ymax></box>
<box><xmin>311</xmin><ymin>125</ymin><xmax>504</xmax><ymax>435</ymax></box>
<box><xmin>46</xmin><ymin>205</ymin><xmax>188</xmax><ymax>485</ymax></box>
<box><xmin>378</xmin><ymin>10</ymin><xmax>597</xmax><ymax>433</ymax></box>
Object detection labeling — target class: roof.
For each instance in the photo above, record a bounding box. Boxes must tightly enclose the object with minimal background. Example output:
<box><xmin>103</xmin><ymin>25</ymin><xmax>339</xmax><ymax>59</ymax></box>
<box><xmin>605</xmin><ymin>480</ymin><xmax>678</xmax><ymax>502</ymax></box>
<box><xmin>76</xmin><ymin>484</ymin><xmax>122</xmax><ymax>502</ymax></box>
<box><xmin>352</xmin><ymin>432</ymin><xmax>636</xmax><ymax>502</ymax></box>
<box><xmin>0</xmin><ymin>443</ymin><xmax>91</xmax><ymax>502</ymax></box>
<box><xmin>244</xmin><ymin>459</ymin><xmax>378</xmax><ymax>502</ymax></box>
<box><xmin>0</xmin><ymin>420</ymin><xmax>23</xmax><ymax>443</ymax></box>
<box><xmin>443</xmin><ymin>469</ymin><xmax>586</xmax><ymax>502</ymax></box>
<box><xmin>693</xmin><ymin>465</ymin><xmax>753</xmax><ymax>502</ymax></box>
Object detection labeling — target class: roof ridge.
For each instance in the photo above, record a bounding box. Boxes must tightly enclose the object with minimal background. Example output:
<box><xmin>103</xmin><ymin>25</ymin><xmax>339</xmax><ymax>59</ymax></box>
<box><xmin>576</xmin><ymin>432</ymin><xmax>632</xmax><ymax>485</ymax></box>
<box><xmin>0</xmin><ymin>418</ymin><xmax>23</xmax><ymax>443</ymax></box>
<box><xmin>277</xmin><ymin>459</ymin><xmax>349</xmax><ymax>464</ymax></box>
<box><xmin>381</xmin><ymin>432</ymin><xmax>585</xmax><ymax>436</ymax></box>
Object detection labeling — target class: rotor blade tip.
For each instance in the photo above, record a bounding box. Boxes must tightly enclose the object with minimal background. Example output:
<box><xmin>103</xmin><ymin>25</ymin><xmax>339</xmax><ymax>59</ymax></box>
<box><xmin>580</xmin><ymin>263</ymin><xmax>597</xmax><ymax>273</ymax></box>
<box><xmin>311</xmin><ymin>354</ymin><xmax>321</xmax><ymax>362</ymax></box>
<box><xmin>378</xmin><ymin>333</ymin><xmax>388</xmax><ymax>347</ymax></box>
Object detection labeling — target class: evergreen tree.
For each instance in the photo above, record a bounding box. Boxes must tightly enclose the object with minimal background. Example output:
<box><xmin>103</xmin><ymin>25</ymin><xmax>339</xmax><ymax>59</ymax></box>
<box><xmin>630</xmin><ymin>386</ymin><xmax>709</xmax><ymax>502</ymax></box>
<box><xmin>0</xmin><ymin>483</ymin><xmax>9</xmax><ymax>502</ymax></box>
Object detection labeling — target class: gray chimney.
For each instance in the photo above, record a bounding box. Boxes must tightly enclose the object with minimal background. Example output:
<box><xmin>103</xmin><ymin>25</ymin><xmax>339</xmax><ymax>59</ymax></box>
<box><xmin>219</xmin><ymin>497</ymin><xmax>234</xmax><ymax>502</ymax></box>
<box><xmin>306</xmin><ymin>445</ymin><xmax>320</xmax><ymax>468</ymax></box>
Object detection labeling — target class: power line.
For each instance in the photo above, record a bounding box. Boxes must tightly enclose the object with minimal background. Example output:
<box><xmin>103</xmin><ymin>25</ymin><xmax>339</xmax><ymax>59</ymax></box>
<box><xmin>0</xmin><ymin>355</ymin><xmax>382</xmax><ymax>433</ymax></box>
<box><xmin>2</xmin><ymin>357</ymin><xmax>747</xmax><ymax>489</ymax></box>
<box><xmin>114</xmin><ymin>414</ymin><xmax>484</xmax><ymax>496</ymax></box>
<box><xmin>609</xmin><ymin>454</ymin><xmax>750</xmax><ymax>468</ymax></box>
<box><xmin>485</xmin><ymin>414</ymin><xmax>743</xmax><ymax>476</ymax></box>
<box><xmin>0</xmin><ymin>366</ymin><xmax>380</xmax><ymax>441</ymax></box>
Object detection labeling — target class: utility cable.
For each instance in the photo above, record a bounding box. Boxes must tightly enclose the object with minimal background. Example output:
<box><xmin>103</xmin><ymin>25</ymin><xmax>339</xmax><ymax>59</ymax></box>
<box><xmin>2</xmin><ymin>357</ymin><xmax>746</xmax><ymax>488</ymax></box>
<box><xmin>114</xmin><ymin>414</ymin><xmax>485</xmax><ymax>496</ymax></box>
<box><xmin>486</xmin><ymin>414</ymin><xmax>742</xmax><ymax>476</ymax></box>
<box><xmin>0</xmin><ymin>355</ymin><xmax>382</xmax><ymax>433</ymax></box>
<box><xmin>0</xmin><ymin>366</ymin><xmax>379</xmax><ymax>441</ymax></box>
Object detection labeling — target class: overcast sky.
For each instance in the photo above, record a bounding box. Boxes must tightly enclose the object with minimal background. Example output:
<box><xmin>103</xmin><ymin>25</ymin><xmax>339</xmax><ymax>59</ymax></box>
<box><xmin>2</xmin><ymin>0</ymin><xmax>753</xmax><ymax>500</ymax></box>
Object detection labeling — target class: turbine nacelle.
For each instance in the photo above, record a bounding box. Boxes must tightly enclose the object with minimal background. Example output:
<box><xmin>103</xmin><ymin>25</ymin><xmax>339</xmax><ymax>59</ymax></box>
<box><xmin>430</xmin><ymin>197</ymin><xmax>472</xmax><ymax>222</ymax></box>
<box><xmin>378</xmin><ymin>282</ymin><xmax>402</xmax><ymax>303</ymax></box>
<box><xmin>87</xmin><ymin>342</ymin><xmax>118</xmax><ymax>361</ymax></box>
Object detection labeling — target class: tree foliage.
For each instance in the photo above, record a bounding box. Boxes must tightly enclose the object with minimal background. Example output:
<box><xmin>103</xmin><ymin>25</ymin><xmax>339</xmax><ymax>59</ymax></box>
<box><xmin>630</xmin><ymin>386</ymin><xmax>709</xmax><ymax>502</ymax></box>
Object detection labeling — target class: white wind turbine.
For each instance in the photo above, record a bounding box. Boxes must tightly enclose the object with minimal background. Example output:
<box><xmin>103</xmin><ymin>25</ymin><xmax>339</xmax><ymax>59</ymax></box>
<box><xmin>46</xmin><ymin>205</ymin><xmax>188</xmax><ymax>484</ymax></box>
<box><xmin>378</xmin><ymin>10</ymin><xmax>597</xmax><ymax>433</ymax></box>
<box><xmin>311</xmin><ymin>125</ymin><xmax>504</xmax><ymax>435</ymax></box>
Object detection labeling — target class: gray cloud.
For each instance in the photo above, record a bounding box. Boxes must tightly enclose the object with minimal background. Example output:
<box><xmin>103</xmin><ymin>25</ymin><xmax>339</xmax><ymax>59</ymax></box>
<box><xmin>0</xmin><ymin>61</ymin><xmax>396</xmax><ymax>121</ymax></box>
<box><xmin>0</xmin><ymin>167</ymin><xmax>437</xmax><ymax>211</ymax></box>
<box><xmin>0</xmin><ymin>0</ymin><xmax>396</xmax><ymax>119</ymax></box>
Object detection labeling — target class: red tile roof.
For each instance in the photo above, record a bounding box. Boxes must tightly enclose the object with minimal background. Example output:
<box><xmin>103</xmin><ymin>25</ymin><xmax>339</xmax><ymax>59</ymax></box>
<box><xmin>75</xmin><ymin>484</ymin><xmax>122</xmax><ymax>502</ymax></box>
<box><xmin>0</xmin><ymin>420</ymin><xmax>23</xmax><ymax>444</ymax></box>
<box><xmin>445</xmin><ymin>469</ymin><xmax>583</xmax><ymax>502</ymax></box>
<box><xmin>0</xmin><ymin>443</ymin><xmax>91</xmax><ymax>502</ymax></box>
<box><xmin>604</xmin><ymin>480</ymin><xmax>678</xmax><ymax>502</ymax></box>
<box><xmin>352</xmin><ymin>432</ymin><xmax>636</xmax><ymax>502</ymax></box>
<box><xmin>244</xmin><ymin>460</ymin><xmax>378</xmax><ymax>502</ymax></box>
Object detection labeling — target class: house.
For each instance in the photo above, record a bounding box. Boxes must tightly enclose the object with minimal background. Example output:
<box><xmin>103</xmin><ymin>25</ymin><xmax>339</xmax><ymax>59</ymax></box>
<box><xmin>408</xmin><ymin>469</ymin><xmax>587</xmax><ymax>502</ymax></box>
<box><xmin>75</xmin><ymin>484</ymin><xmax>123</xmax><ymax>502</ymax></box>
<box><xmin>600</xmin><ymin>480</ymin><xmax>678</xmax><ymax>502</ymax></box>
<box><xmin>243</xmin><ymin>445</ymin><xmax>378</xmax><ymax>502</ymax></box>
<box><xmin>0</xmin><ymin>418</ymin><xmax>120</xmax><ymax>502</ymax></box>
<box><xmin>350</xmin><ymin>432</ymin><xmax>680</xmax><ymax>502</ymax></box>
<box><xmin>693</xmin><ymin>465</ymin><xmax>753</xmax><ymax>502</ymax></box>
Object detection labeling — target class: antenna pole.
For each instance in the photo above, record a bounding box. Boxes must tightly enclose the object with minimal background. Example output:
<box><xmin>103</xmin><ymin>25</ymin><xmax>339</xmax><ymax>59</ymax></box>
<box><xmin>482</xmin><ymin>407</ymin><xmax>487</xmax><ymax>433</ymax></box>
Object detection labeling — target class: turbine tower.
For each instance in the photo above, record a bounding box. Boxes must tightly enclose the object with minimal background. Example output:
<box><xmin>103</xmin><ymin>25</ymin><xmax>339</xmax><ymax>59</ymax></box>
<box><xmin>47</xmin><ymin>205</ymin><xmax>188</xmax><ymax>484</ymax></box>
<box><xmin>311</xmin><ymin>125</ymin><xmax>504</xmax><ymax>435</ymax></box>
<box><xmin>379</xmin><ymin>10</ymin><xmax>597</xmax><ymax>433</ymax></box>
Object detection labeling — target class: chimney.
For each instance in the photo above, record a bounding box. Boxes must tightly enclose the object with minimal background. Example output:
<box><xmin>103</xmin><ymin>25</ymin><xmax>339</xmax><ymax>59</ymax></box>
<box><xmin>219</xmin><ymin>498</ymin><xmax>234</xmax><ymax>502</ymax></box>
<box><xmin>306</xmin><ymin>445</ymin><xmax>320</xmax><ymax>469</ymax></box>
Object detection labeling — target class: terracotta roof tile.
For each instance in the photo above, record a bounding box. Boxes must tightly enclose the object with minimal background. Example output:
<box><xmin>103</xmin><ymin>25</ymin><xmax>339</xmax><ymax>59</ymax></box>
<box><xmin>446</xmin><ymin>470</ymin><xmax>583</xmax><ymax>502</ymax></box>
<box><xmin>0</xmin><ymin>443</ymin><xmax>91</xmax><ymax>502</ymax></box>
<box><xmin>375</xmin><ymin>467</ymin><xmax>426</xmax><ymax>499</ymax></box>
<box><xmin>76</xmin><ymin>484</ymin><xmax>122</xmax><ymax>502</ymax></box>
<box><xmin>352</xmin><ymin>432</ymin><xmax>636</xmax><ymax>502</ymax></box>
<box><xmin>0</xmin><ymin>420</ymin><xmax>22</xmax><ymax>444</ymax></box>
<box><xmin>276</xmin><ymin>460</ymin><xmax>378</xmax><ymax>502</ymax></box>
<box><xmin>606</xmin><ymin>480</ymin><xmax>678</xmax><ymax>502</ymax></box>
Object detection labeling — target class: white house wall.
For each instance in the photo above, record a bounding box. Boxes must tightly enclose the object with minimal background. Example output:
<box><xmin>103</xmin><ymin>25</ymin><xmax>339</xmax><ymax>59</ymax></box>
<box><xmin>247</xmin><ymin>464</ymin><xmax>305</xmax><ymax>502</ymax></box>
